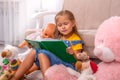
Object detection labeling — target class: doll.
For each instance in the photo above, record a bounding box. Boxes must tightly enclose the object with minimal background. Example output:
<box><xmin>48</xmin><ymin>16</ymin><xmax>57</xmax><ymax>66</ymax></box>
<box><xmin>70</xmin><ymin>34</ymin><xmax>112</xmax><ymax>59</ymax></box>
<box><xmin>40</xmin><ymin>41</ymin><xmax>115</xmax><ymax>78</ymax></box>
<box><xmin>18</xmin><ymin>23</ymin><xmax>56</xmax><ymax>48</ymax></box>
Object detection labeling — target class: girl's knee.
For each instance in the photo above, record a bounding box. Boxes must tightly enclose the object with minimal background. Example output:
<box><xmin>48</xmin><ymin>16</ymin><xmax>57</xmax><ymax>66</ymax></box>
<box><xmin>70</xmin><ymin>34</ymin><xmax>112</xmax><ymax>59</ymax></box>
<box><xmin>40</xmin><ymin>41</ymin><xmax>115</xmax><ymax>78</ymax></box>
<box><xmin>32</xmin><ymin>49</ymin><xmax>36</xmax><ymax>53</ymax></box>
<box><xmin>26</xmin><ymin>49</ymin><xmax>36</xmax><ymax>59</ymax></box>
<box><xmin>29</xmin><ymin>49</ymin><xmax>36</xmax><ymax>55</ymax></box>
<box><xmin>38</xmin><ymin>53</ymin><xmax>50</xmax><ymax>63</ymax></box>
<box><xmin>38</xmin><ymin>53</ymin><xmax>47</xmax><ymax>58</ymax></box>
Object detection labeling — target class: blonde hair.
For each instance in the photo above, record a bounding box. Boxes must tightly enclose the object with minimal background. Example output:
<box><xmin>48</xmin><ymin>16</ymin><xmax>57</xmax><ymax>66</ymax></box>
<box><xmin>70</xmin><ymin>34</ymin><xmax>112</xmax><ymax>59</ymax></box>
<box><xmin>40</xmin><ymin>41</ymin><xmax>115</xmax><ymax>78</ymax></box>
<box><xmin>55</xmin><ymin>10</ymin><xmax>81</xmax><ymax>38</ymax></box>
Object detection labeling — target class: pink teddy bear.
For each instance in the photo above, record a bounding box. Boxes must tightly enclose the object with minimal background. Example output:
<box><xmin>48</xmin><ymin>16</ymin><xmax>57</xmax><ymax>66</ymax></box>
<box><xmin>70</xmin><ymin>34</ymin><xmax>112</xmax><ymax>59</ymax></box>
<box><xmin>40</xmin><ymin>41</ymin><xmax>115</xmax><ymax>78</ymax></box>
<box><xmin>94</xmin><ymin>16</ymin><xmax>120</xmax><ymax>80</ymax></box>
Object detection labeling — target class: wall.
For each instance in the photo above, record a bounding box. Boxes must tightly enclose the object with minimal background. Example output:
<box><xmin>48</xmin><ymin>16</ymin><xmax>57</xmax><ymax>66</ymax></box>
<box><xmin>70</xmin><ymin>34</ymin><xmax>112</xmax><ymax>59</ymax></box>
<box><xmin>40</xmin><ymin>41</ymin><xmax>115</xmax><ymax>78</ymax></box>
<box><xmin>63</xmin><ymin>0</ymin><xmax>120</xmax><ymax>30</ymax></box>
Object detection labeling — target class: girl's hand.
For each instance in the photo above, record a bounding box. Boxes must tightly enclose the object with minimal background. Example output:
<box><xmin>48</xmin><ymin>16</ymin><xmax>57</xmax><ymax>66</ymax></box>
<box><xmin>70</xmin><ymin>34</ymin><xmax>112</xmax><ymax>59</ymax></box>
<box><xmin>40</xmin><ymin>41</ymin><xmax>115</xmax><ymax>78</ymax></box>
<box><xmin>66</xmin><ymin>47</ymin><xmax>74</xmax><ymax>55</ymax></box>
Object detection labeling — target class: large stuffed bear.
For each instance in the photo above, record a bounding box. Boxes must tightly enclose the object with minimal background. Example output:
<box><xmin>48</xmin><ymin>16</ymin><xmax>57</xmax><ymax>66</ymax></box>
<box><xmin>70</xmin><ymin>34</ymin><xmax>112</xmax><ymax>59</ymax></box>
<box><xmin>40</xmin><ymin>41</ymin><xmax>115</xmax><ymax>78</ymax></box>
<box><xmin>94</xmin><ymin>16</ymin><xmax>120</xmax><ymax>80</ymax></box>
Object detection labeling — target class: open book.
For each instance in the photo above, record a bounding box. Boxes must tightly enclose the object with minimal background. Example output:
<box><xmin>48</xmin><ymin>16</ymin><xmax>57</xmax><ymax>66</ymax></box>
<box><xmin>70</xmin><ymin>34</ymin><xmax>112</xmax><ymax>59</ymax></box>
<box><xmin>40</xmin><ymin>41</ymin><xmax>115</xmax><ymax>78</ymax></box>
<box><xmin>25</xmin><ymin>39</ymin><xmax>77</xmax><ymax>63</ymax></box>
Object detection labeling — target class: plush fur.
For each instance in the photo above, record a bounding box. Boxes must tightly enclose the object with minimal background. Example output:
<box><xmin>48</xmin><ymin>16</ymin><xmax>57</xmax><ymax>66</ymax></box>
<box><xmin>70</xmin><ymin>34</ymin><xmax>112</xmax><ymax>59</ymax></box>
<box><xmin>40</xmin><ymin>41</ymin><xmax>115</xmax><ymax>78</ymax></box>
<box><xmin>94</xmin><ymin>16</ymin><xmax>120</xmax><ymax>80</ymax></box>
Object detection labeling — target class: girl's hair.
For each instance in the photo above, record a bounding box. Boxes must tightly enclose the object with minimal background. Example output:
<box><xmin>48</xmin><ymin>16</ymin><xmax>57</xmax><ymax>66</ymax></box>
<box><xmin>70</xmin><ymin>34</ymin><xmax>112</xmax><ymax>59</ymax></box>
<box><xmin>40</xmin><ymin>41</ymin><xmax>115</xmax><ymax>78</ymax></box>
<box><xmin>55</xmin><ymin>10</ymin><xmax>81</xmax><ymax>38</ymax></box>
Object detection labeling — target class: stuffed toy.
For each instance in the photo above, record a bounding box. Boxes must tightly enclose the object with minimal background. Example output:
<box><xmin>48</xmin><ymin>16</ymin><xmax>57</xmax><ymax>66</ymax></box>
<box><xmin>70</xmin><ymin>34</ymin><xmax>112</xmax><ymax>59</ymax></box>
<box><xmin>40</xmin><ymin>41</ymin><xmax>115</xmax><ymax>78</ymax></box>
<box><xmin>0</xmin><ymin>69</ymin><xmax>14</xmax><ymax>80</ymax></box>
<box><xmin>0</xmin><ymin>45</ymin><xmax>19</xmax><ymax>73</ymax></box>
<box><xmin>75</xmin><ymin>51</ymin><xmax>98</xmax><ymax>80</ymax></box>
<box><xmin>94</xmin><ymin>16</ymin><xmax>120</xmax><ymax>80</ymax></box>
<box><xmin>0</xmin><ymin>69</ymin><xmax>25</xmax><ymax>80</ymax></box>
<box><xmin>75</xmin><ymin>61</ymin><xmax>97</xmax><ymax>80</ymax></box>
<box><xmin>1</xmin><ymin>44</ymin><xmax>18</xmax><ymax>60</ymax></box>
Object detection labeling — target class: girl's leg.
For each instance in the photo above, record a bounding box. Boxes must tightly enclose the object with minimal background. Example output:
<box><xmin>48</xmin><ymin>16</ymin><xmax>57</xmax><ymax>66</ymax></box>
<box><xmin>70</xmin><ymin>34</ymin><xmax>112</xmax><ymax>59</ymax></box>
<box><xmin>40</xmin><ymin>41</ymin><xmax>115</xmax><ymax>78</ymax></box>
<box><xmin>17</xmin><ymin>58</ymin><xmax>38</xmax><ymax>75</ymax></box>
<box><xmin>38</xmin><ymin>53</ymin><xmax>50</xmax><ymax>80</ymax></box>
<box><xmin>11</xmin><ymin>49</ymin><xmax>36</xmax><ymax>80</ymax></box>
<box><xmin>25</xmin><ymin>63</ymin><xmax>38</xmax><ymax>75</ymax></box>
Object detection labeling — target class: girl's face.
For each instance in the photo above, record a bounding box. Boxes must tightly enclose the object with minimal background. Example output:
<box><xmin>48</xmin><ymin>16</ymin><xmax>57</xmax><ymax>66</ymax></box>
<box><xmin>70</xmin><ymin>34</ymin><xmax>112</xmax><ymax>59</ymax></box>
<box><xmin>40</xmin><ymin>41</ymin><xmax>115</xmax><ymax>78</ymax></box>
<box><xmin>56</xmin><ymin>15</ymin><xmax>75</xmax><ymax>38</ymax></box>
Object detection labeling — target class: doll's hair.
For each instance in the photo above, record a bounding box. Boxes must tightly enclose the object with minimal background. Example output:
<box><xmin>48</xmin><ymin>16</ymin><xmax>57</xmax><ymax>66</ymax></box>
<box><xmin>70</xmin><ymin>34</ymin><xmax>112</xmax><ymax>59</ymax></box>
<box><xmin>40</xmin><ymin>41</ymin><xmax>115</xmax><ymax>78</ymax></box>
<box><xmin>55</xmin><ymin>10</ymin><xmax>81</xmax><ymax>38</ymax></box>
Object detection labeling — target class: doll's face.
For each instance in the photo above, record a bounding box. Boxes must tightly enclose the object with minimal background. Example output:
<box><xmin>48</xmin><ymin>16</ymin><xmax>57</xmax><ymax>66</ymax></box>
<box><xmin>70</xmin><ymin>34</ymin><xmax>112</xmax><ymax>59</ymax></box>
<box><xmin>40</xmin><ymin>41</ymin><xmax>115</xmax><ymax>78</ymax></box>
<box><xmin>41</xmin><ymin>24</ymin><xmax>56</xmax><ymax>38</ymax></box>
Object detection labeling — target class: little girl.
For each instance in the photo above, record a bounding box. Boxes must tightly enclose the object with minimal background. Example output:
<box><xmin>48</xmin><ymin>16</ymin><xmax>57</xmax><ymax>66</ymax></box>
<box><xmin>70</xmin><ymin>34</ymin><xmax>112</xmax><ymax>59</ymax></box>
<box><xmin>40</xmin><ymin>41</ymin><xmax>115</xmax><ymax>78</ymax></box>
<box><xmin>11</xmin><ymin>10</ymin><xmax>83</xmax><ymax>80</ymax></box>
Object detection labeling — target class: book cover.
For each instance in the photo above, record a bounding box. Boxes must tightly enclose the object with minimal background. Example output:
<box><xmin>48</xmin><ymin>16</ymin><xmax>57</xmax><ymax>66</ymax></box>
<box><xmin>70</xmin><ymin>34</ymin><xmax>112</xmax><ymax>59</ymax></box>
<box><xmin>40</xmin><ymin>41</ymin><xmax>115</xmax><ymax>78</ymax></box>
<box><xmin>25</xmin><ymin>39</ymin><xmax>76</xmax><ymax>63</ymax></box>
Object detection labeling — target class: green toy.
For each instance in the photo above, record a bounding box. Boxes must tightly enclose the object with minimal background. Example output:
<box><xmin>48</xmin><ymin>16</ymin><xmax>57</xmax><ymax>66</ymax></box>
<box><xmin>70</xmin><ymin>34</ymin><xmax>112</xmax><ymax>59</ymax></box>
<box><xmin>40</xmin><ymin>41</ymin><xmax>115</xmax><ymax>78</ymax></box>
<box><xmin>2</xmin><ymin>58</ymin><xmax>9</xmax><ymax>65</ymax></box>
